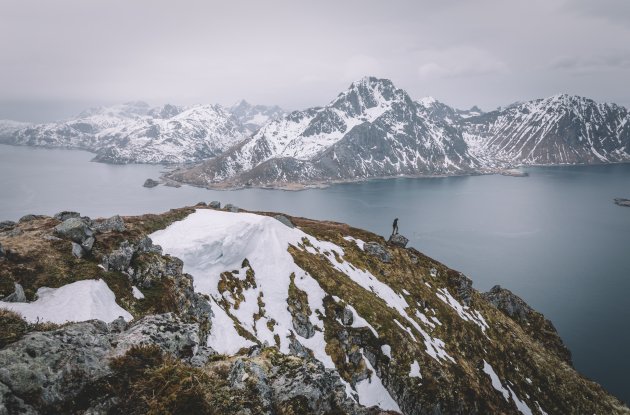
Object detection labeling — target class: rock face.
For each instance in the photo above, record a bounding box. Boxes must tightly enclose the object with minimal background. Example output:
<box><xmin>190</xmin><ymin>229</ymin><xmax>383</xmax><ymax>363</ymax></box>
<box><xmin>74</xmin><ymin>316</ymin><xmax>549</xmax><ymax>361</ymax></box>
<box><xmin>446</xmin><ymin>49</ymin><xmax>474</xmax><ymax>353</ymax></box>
<box><xmin>482</xmin><ymin>285</ymin><xmax>572</xmax><ymax>363</ymax></box>
<box><xmin>0</xmin><ymin>314</ymin><xmax>207</xmax><ymax>413</ymax></box>
<box><xmin>462</xmin><ymin>94</ymin><xmax>630</xmax><ymax>166</ymax></box>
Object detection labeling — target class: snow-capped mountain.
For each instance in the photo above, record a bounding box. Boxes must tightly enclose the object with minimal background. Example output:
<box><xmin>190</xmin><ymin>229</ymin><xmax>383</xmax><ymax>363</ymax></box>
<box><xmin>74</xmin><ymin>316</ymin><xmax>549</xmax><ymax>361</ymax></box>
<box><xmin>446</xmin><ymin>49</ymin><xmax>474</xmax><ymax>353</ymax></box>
<box><xmin>461</xmin><ymin>94</ymin><xmax>630</xmax><ymax>165</ymax></box>
<box><xmin>0</xmin><ymin>102</ymin><xmax>249</xmax><ymax>164</ymax></box>
<box><xmin>93</xmin><ymin>104</ymin><xmax>246</xmax><ymax>164</ymax></box>
<box><xmin>168</xmin><ymin>77</ymin><xmax>480</xmax><ymax>187</ymax></box>
<box><xmin>0</xmin><ymin>120</ymin><xmax>31</xmax><ymax>139</ymax></box>
<box><xmin>229</xmin><ymin>100</ymin><xmax>285</xmax><ymax>134</ymax></box>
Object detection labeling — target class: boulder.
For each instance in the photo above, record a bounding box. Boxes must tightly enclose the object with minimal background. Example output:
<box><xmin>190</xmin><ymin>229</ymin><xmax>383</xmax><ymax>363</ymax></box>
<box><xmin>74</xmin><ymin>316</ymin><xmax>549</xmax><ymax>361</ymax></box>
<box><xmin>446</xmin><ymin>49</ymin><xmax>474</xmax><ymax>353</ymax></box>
<box><xmin>195</xmin><ymin>201</ymin><xmax>207</xmax><ymax>207</ymax></box>
<box><xmin>53</xmin><ymin>217</ymin><xmax>94</xmax><ymax>244</ymax></box>
<box><xmin>93</xmin><ymin>215</ymin><xmax>126</xmax><ymax>233</ymax></box>
<box><xmin>18</xmin><ymin>214</ymin><xmax>45</xmax><ymax>223</ymax></box>
<box><xmin>364</xmin><ymin>241</ymin><xmax>391</xmax><ymax>263</ymax></box>
<box><xmin>209</xmin><ymin>201</ymin><xmax>221</xmax><ymax>209</ymax></box>
<box><xmin>143</xmin><ymin>178</ymin><xmax>159</xmax><ymax>188</ymax></box>
<box><xmin>1</xmin><ymin>283</ymin><xmax>26</xmax><ymax>303</ymax></box>
<box><xmin>274</xmin><ymin>214</ymin><xmax>295</xmax><ymax>228</ymax></box>
<box><xmin>71</xmin><ymin>242</ymin><xmax>85</xmax><ymax>259</ymax></box>
<box><xmin>81</xmin><ymin>236</ymin><xmax>95</xmax><ymax>252</ymax></box>
<box><xmin>102</xmin><ymin>240</ymin><xmax>134</xmax><ymax>273</ymax></box>
<box><xmin>0</xmin><ymin>221</ymin><xmax>16</xmax><ymax>231</ymax></box>
<box><xmin>388</xmin><ymin>233</ymin><xmax>409</xmax><ymax>248</ymax></box>
<box><xmin>53</xmin><ymin>211</ymin><xmax>81</xmax><ymax>221</ymax></box>
<box><xmin>224</xmin><ymin>203</ymin><xmax>239</xmax><ymax>213</ymax></box>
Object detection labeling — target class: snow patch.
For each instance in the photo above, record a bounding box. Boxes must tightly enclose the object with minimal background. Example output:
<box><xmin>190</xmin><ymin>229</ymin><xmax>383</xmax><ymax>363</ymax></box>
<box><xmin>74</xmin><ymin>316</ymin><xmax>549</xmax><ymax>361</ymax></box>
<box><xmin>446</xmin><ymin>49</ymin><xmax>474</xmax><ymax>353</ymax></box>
<box><xmin>0</xmin><ymin>279</ymin><xmax>132</xmax><ymax>324</ymax></box>
<box><xmin>131</xmin><ymin>286</ymin><xmax>145</xmax><ymax>299</ymax></box>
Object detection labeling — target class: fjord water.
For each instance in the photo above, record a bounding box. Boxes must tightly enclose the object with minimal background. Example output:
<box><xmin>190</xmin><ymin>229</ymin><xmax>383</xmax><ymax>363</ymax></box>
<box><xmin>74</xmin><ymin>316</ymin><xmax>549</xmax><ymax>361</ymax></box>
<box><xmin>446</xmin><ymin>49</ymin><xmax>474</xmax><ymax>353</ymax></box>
<box><xmin>1</xmin><ymin>144</ymin><xmax>629</xmax><ymax>402</ymax></box>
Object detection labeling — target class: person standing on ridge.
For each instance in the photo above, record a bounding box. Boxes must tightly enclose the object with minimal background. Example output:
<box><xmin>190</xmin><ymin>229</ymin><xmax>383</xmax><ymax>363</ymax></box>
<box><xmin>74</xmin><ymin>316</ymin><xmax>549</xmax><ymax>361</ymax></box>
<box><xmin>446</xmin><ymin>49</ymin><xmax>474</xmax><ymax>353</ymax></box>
<box><xmin>392</xmin><ymin>218</ymin><xmax>399</xmax><ymax>235</ymax></box>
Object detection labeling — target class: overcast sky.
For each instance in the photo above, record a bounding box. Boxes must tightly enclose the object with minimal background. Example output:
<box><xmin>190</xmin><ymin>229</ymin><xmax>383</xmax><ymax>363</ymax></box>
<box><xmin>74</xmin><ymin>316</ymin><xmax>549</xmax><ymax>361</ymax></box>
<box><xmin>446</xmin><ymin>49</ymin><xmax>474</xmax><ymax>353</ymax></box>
<box><xmin>1</xmin><ymin>0</ymin><xmax>629</xmax><ymax>122</ymax></box>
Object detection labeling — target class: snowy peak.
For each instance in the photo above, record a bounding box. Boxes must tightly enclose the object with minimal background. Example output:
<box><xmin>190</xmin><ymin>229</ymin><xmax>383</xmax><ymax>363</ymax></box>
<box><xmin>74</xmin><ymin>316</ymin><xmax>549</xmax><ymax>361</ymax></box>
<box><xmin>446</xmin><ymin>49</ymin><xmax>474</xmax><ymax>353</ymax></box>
<box><xmin>331</xmin><ymin>76</ymin><xmax>410</xmax><ymax>119</ymax></box>
<box><xmin>229</xmin><ymin>99</ymin><xmax>285</xmax><ymax>133</ymax></box>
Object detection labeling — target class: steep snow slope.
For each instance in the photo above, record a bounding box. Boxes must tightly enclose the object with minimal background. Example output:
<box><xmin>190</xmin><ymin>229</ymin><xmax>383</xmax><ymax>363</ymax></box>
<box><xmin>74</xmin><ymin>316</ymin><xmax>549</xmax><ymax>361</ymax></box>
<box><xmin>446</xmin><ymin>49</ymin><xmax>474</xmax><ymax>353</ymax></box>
<box><xmin>462</xmin><ymin>94</ymin><xmax>630</xmax><ymax>165</ymax></box>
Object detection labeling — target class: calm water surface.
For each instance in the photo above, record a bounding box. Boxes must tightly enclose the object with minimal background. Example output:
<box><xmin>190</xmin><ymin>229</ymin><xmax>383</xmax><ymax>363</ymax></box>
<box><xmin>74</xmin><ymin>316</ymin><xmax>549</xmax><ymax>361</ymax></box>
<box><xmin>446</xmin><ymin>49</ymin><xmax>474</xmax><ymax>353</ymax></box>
<box><xmin>1</xmin><ymin>144</ymin><xmax>629</xmax><ymax>402</ymax></box>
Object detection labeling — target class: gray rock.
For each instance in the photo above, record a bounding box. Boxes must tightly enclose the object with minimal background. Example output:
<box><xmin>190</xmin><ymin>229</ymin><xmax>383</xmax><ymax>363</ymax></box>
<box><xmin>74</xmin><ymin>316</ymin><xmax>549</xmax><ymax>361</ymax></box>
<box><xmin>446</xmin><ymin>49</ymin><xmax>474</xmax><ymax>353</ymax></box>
<box><xmin>195</xmin><ymin>201</ymin><xmax>207</xmax><ymax>206</ymax></box>
<box><xmin>81</xmin><ymin>236</ymin><xmax>95</xmax><ymax>252</ymax></box>
<box><xmin>341</xmin><ymin>307</ymin><xmax>354</xmax><ymax>326</ymax></box>
<box><xmin>143</xmin><ymin>178</ymin><xmax>159</xmax><ymax>188</ymax></box>
<box><xmin>274</xmin><ymin>214</ymin><xmax>295</xmax><ymax>228</ymax></box>
<box><xmin>136</xmin><ymin>236</ymin><xmax>162</xmax><ymax>254</ymax></box>
<box><xmin>71</xmin><ymin>242</ymin><xmax>85</xmax><ymax>259</ymax></box>
<box><xmin>53</xmin><ymin>211</ymin><xmax>81</xmax><ymax>221</ymax></box>
<box><xmin>388</xmin><ymin>233</ymin><xmax>409</xmax><ymax>248</ymax></box>
<box><xmin>0</xmin><ymin>221</ymin><xmax>16</xmax><ymax>231</ymax></box>
<box><xmin>224</xmin><ymin>203</ymin><xmax>239</xmax><ymax>213</ymax></box>
<box><xmin>1</xmin><ymin>283</ymin><xmax>26</xmax><ymax>302</ymax></box>
<box><xmin>54</xmin><ymin>217</ymin><xmax>94</xmax><ymax>244</ymax></box>
<box><xmin>364</xmin><ymin>241</ymin><xmax>391</xmax><ymax>263</ymax></box>
<box><xmin>209</xmin><ymin>200</ymin><xmax>221</xmax><ymax>209</ymax></box>
<box><xmin>102</xmin><ymin>240</ymin><xmax>134</xmax><ymax>272</ymax></box>
<box><xmin>115</xmin><ymin>313</ymin><xmax>201</xmax><ymax>359</ymax></box>
<box><xmin>18</xmin><ymin>214</ymin><xmax>44</xmax><ymax>223</ymax></box>
<box><xmin>93</xmin><ymin>215</ymin><xmax>125</xmax><ymax>233</ymax></box>
<box><xmin>482</xmin><ymin>285</ymin><xmax>532</xmax><ymax>322</ymax></box>
<box><xmin>0</xmin><ymin>243</ymin><xmax>4</xmax><ymax>258</ymax></box>
<box><xmin>447</xmin><ymin>271</ymin><xmax>473</xmax><ymax>307</ymax></box>
<box><xmin>189</xmin><ymin>346</ymin><xmax>217</xmax><ymax>367</ymax></box>
<box><xmin>0</xmin><ymin>313</ymin><xmax>208</xmax><ymax>412</ymax></box>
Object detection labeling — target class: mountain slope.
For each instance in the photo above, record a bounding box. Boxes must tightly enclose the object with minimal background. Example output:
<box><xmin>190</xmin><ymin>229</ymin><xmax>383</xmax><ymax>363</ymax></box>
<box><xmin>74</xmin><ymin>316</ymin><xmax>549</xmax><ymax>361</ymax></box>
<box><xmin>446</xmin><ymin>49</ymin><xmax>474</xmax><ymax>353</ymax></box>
<box><xmin>167</xmin><ymin>77</ymin><xmax>480</xmax><ymax>188</ymax></box>
<box><xmin>0</xmin><ymin>102</ymin><xmax>256</xmax><ymax>164</ymax></box>
<box><xmin>229</xmin><ymin>99</ymin><xmax>285</xmax><ymax>134</ymax></box>
<box><xmin>1</xmin><ymin>206</ymin><xmax>628</xmax><ymax>413</ymax></box>
<box><xmin>462</xmin><ymin>94</ymin><xmax>630</xmax><ymax>165</ymax></box>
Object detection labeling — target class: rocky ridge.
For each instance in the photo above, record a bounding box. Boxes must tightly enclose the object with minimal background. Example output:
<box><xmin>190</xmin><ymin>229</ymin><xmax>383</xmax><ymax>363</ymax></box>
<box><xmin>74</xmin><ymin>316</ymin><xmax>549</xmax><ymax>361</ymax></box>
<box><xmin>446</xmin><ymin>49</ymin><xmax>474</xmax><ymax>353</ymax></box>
<box><xmin>1</xmin><ymin>206</ymin><xmax>628</xmax><ymax>414</ymax></box>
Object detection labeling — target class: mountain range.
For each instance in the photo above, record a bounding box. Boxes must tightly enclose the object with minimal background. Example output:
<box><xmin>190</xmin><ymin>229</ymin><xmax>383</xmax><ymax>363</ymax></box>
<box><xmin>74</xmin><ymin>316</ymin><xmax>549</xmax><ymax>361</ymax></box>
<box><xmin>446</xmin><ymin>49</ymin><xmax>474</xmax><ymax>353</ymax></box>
<box><xmin>0</xmin><ymin>100</ymin><xmax>283</xmax><ymax>164</ymax></box>
<box><xmin>1</xmin><ymin>77</ymin><xmax>629</xmax><ymax>186</ymax></box>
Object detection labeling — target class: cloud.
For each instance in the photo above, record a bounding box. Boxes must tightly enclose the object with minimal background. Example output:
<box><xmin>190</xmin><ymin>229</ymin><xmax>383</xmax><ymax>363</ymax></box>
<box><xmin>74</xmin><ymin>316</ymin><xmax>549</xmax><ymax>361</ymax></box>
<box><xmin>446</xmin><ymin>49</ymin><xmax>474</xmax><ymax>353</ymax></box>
<box><xmin>416</xmin><ymin>47</ymin><xmax>508</xmax><ymax>80</ymax></box>
<box><xmin>549</xmin><ymin>52</ymin><xmax>630</xmax><ymax>74</ymax></box>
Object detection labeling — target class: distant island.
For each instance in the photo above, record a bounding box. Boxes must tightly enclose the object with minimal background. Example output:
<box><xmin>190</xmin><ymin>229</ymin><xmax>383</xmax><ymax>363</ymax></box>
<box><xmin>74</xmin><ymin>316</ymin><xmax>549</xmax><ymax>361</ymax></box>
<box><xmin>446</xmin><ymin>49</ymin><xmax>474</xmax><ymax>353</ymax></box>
<box><xmin>614</xmin><ymin>198</ymin><xmax>630</xmax><ymax>207</ymax></box>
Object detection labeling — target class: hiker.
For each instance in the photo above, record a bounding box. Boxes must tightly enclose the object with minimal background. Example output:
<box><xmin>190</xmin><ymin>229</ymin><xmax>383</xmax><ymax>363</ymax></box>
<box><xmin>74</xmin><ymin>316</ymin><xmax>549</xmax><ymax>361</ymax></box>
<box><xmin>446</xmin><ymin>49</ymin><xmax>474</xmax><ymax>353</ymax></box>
<box><xmin>392</xmin><ymin>218</ymin><xmax>399</xmax><ymax>235</ymax></box>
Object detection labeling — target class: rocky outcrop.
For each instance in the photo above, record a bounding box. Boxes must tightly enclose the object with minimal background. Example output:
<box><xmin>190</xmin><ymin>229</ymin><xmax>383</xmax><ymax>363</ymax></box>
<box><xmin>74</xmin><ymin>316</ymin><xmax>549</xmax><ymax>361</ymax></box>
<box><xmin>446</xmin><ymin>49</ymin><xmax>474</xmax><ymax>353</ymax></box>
<box><xmin>53</xmin><ymin>211</ymin><xmax>81</xmax><ymax>221</ymax></box>
<box><xmin>0</xmin><ymin>314</ymin><xmax>209</xmax><ymax>413</ymax></box>
<box><xmin>143</xmin><ymin>178</ymin><xmax>159</xmax><ymax>188</ymax></box>
<box><xmin>93</xmin><ymin>215</ymin><xmax>126</xmax><ymax>232</ymax></box>
<box><xmin>209</xmin><ymin>200</ymin><xmax>221</xmax><ymax>209</ymax></box>
<box><xmin>483</xmin><ymin>285</ymin><xmax>572</xmax><ymax>364</ymax></box>
<box><xmin>364</xmin><ymin>241</ymin><xmax>392</xmax><ymax>263</ymax></box>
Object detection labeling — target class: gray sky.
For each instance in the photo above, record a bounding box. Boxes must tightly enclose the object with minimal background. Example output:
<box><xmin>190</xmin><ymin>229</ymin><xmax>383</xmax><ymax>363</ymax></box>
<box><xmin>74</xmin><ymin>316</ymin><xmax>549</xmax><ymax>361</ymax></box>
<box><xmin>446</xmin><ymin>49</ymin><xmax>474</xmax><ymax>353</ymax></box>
<box><xmin>1</xmin><ymin>0</ymin><xmax>629</xmax><ymax>122</ymax></box>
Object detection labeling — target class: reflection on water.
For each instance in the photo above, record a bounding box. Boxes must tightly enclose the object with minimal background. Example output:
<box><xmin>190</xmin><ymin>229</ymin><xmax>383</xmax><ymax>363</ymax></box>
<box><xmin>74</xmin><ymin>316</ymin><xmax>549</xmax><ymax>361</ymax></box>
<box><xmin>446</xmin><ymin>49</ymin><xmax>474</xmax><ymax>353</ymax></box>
<box><xmin>1</xmin><ymin>144</ymin><xmax>629</xmax><ymax>402</ymax></box>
